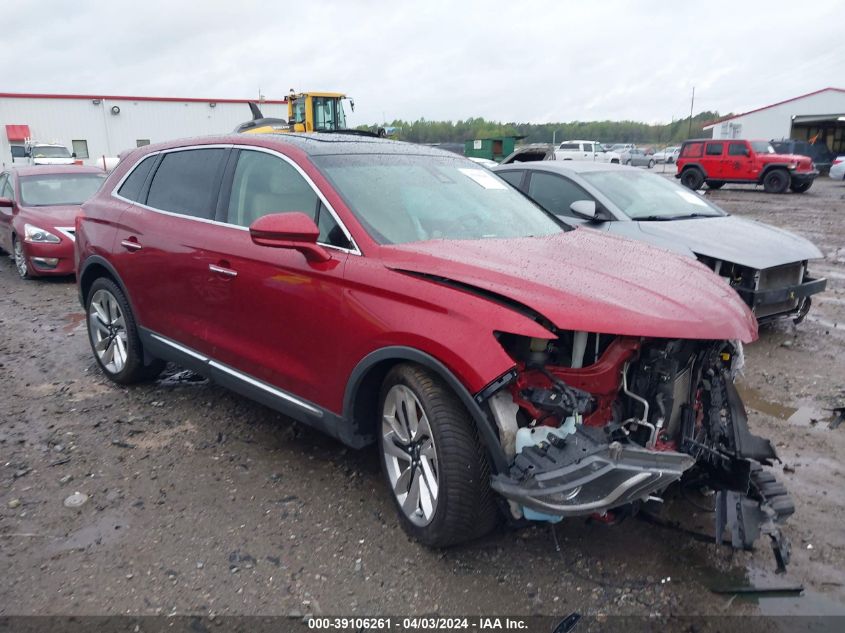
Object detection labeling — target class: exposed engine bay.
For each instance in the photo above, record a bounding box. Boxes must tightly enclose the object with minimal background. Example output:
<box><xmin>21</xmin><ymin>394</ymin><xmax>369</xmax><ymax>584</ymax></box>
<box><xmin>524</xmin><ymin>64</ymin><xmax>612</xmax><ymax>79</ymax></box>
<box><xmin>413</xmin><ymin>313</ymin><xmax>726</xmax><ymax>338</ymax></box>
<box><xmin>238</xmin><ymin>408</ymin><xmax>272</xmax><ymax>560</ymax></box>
<box><xmin>483</xmin><ymin>331</ymin><xmax>794</xmax><ymax>570</ymax></box>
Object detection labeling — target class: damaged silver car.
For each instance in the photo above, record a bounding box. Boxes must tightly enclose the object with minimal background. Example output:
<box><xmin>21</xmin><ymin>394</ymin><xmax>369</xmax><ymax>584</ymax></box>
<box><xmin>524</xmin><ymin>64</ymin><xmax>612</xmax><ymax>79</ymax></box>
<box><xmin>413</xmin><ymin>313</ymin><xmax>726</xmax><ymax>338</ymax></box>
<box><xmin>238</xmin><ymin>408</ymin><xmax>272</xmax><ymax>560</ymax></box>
<box><xmin>493</xmin><ymin>161</ymin><xmax>827</xmax><ymax>323</ymax></box>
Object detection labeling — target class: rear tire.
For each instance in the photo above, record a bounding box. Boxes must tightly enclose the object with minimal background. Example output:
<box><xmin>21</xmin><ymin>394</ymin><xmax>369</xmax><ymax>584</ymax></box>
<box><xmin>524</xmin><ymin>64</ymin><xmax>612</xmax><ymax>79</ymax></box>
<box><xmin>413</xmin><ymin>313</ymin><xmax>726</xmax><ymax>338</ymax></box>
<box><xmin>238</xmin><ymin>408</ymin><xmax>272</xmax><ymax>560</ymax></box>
<box><xmin>706</xmin><ymin>180</ymin><xmax>725</xmax><ymax>189</ymax></box>
<box><xmin>681</xmin><ymin>168</ymin><xmax>705</xmax><ymax>190</ymax></box>
<box><xmin>86</xmin><ymin>277</ymin><xmax>165</xmax><ymax>384</ymax></box>
<box><xmin>378</xmin><ymin>363</ymin><xmax>499</xmax><ymax>547</ymax></box>
<box><xmin>789</xmin><ymin>181</ymin><xmax>812</xmax><ymax>193</ymax></box>
<box><xmin>647</xmin><ymin>159</ymin><xmax>655</xmax><ymax>169</ymax></box>
<box><xmin>763</xmin><ymin>169</ymin><xmax>790</xmax><ymax>194</ymax></box>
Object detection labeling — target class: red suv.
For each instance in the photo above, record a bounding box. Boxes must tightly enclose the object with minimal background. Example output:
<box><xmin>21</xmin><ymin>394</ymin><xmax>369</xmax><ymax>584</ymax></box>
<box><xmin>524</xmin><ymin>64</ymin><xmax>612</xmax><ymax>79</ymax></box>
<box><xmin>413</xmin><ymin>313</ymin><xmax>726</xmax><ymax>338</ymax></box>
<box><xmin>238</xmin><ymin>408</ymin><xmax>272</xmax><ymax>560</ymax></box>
<box><xmin>676</xmin><ymin>139</ymin><xmax>818</xmax><ymax>193</ymax></box>
<box><xmin>75</xmin><ymin>134</ymin><xmax>791</xmax><ymax>565</ymax></box>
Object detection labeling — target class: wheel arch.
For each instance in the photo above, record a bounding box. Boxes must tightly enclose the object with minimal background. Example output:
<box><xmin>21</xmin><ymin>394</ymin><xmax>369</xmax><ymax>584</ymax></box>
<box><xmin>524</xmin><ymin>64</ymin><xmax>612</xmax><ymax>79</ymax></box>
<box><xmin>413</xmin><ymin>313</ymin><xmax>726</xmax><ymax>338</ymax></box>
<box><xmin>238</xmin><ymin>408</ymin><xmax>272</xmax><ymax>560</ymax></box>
<box><xmin>343</xmin><ymin>346</ymin><xmax>509</xmax><ymax>473</ymax></box>
<box><xmin>78</xmin><ymin>256</ymin><xmax>128</xmax><ymax>308</ymax></box>
<box><xmin>680</xmin><ymin>163</ymin><xmax>707</xmax><ymax>177</ymax></box>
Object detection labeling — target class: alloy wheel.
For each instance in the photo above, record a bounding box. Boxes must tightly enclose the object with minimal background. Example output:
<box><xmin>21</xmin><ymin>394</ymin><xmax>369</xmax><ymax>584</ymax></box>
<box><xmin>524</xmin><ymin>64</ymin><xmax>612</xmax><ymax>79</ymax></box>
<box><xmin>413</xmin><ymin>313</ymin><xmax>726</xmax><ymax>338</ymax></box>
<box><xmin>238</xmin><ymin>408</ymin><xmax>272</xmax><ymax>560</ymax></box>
<box><xmin>88</xmin><ymin>288</ymin><xmax>129</xmax><ymax>374</ymax></box>
<box><xmin>381</xmin><ymin>384</ymin><xmax>439</xmax><ymax>526</ymax></box>
<box><xmin>13</xmin><ymin>238</ymin><xmax>28</xmax><ymax>278</ymax></box>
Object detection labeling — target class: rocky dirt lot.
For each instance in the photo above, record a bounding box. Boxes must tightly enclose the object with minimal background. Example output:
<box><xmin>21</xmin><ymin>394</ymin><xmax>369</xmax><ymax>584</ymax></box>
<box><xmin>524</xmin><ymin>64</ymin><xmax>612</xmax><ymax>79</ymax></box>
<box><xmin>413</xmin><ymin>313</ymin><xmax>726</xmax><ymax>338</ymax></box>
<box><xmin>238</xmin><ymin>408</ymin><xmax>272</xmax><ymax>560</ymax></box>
<box><xmin>1</xmin><ymin>176</ymin><xmax>844</xmax><ymax>624</ymax></box>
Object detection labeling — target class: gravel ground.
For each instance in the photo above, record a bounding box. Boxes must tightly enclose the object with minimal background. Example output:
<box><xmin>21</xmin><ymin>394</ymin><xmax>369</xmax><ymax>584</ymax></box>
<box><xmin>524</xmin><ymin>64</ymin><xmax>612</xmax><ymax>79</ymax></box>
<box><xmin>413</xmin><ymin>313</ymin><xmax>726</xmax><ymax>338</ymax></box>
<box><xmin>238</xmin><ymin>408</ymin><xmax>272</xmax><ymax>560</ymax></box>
<box><xmin>1</xmin><ymin>175</ymin><xmax>844</xmax><ymax>623</ymax></box>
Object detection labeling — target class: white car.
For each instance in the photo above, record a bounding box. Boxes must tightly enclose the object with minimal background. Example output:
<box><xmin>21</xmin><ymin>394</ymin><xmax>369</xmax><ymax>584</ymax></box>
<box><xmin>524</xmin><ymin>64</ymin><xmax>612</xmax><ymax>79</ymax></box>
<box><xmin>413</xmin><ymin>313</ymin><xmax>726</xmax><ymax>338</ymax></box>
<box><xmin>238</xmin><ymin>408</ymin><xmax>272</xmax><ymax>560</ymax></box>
<box><xmin>554</xmin><ymin>140</ymin><xmax>621</xmax><ymax>164</ymax></box>
<box><xmin>830</xmin><ymin>156</ymin><xmax>845</xmax><ymax>181</ymax></box>
<box><xmin>653</xmin><ymin>146</ymin><xmax>680</xmax><ymax>164</ymax></box>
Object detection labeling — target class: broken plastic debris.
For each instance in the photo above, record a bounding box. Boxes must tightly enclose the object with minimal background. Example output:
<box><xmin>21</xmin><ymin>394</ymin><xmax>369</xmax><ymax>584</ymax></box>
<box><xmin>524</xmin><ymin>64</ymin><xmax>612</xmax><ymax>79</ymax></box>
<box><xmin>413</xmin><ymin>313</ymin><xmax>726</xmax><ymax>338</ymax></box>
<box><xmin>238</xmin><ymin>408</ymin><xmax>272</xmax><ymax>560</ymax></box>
<box><xmin>63</xmin><ymin>492</ymin><xmax>89</xmax><ymax>508</ymax></box>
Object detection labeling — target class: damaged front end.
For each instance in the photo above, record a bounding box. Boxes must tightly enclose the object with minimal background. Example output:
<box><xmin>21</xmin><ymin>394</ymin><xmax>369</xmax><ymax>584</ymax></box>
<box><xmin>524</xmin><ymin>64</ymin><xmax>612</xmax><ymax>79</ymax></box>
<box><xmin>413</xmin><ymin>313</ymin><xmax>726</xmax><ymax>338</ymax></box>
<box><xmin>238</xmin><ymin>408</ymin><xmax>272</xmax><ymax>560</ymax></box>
<box><xmin>481</xmin><ymin>331</ymin><xmax>794</xmax><ymax>570</ymax></box>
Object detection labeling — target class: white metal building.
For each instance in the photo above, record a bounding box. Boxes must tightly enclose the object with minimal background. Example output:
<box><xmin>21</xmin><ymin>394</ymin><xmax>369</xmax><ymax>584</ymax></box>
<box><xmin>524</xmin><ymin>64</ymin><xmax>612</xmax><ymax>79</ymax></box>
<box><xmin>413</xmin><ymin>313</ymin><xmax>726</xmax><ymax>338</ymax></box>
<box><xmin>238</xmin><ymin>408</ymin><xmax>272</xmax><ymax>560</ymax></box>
<box><xmin>704</xmin><ymin>87</ymin><xmax>845</xmax><ymax>154</ymax></box>
<box><xmin>0</xmin><ymin>92</ymin><xmax>288</xmax><ymax>168</ymax></box>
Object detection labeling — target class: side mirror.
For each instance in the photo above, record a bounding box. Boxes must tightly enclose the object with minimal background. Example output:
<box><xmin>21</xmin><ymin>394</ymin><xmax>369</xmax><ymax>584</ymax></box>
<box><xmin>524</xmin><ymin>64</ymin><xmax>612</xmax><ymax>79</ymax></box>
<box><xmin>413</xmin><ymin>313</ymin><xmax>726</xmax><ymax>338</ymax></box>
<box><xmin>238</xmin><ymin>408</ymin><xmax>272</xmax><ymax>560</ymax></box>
<box><xmin>71</xmin><ymin>152</ymin><xmax>77</xmax><ymax>158</ymax></box>
<box><xmin>0</xmin><ymin>198</ymin><xmax>13</xmax><ymax>208</ymax></box>
<box><xmin>249</xmin><ymin>212</ymin><xmax>331</xmax><ymax>263</ymax></box>
<box><xmin>744</xmin><ymin>148</ymin><xmax>751</xmax><ymax>156</ymax></box>
<box><xmin>570</xmin><ymin>199</ymin><xmax>600</xmax><ymax>221</ymax></box>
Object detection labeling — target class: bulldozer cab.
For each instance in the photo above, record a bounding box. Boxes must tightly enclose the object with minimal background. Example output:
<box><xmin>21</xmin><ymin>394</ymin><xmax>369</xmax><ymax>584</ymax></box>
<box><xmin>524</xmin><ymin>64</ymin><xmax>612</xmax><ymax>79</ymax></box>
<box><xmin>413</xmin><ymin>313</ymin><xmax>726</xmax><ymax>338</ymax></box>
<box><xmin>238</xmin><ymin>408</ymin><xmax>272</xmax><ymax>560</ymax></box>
<box><xmin>289</xmin><ymin>92</ymin><xmax>350</xmax><ymax>132</ymax></box>
<box><xmin>235</xmin><ymin>92</ymin><xmax>353</xmax><ymax>135</ymax></box>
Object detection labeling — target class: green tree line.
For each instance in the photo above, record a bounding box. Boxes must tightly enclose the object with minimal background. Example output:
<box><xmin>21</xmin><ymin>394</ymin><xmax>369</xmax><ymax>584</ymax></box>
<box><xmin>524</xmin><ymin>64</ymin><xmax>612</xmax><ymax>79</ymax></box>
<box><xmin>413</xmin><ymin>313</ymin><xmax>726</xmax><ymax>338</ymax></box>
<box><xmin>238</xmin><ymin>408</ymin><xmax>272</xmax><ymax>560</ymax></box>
<box><xmin>361</xmin><ymin>111</ymin><xmax>724</xmax><ymax>146</ymax></box>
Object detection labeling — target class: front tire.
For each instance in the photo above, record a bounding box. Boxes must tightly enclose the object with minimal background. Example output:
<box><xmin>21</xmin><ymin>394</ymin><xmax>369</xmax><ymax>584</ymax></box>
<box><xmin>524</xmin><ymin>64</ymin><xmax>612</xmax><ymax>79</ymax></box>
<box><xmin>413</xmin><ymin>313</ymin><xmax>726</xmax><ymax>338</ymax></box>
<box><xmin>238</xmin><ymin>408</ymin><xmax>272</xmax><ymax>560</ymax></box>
<box><xmin>12</xmin><ymin>236</ymin><xmax>31</xmax><ymax>279</ymax></box>
<box><xmin>763</xmin><ymin>169</ymin><xmax>790</xmax><ymax>193</ymax></box>
<box><xmin>681</xmin><ymin>168</ymin><xmax>705</xmax><ymax>190</ymax></box>
<box><xmin>86</xmin><ymin>277</ymin><xmax>164</xmax><ymax>384</ymax></box>
<box><xmin>378</xmin><ymin>363</ymin><xmax>498</xmax><ymax>547</ymax></box>
<box><xmin>647</xmin><ymin>159</ymin><xmax>655</xmax><ymax>169</ymax></box>
<box><xmin>789</xmin><ymin>181</ymin><xmax>812</xmax><ymax>193</ymax></box>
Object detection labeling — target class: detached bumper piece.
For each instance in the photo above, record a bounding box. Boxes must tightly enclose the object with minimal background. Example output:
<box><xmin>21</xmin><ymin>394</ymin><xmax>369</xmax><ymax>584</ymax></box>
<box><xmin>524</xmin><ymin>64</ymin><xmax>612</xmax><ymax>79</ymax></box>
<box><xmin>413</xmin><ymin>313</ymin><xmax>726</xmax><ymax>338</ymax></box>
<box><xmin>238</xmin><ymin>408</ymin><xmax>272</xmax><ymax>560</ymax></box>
<box><xmin>490</xmin><ymin>426</ymin><xmax>694</xmax><ymax>517</ymax></box>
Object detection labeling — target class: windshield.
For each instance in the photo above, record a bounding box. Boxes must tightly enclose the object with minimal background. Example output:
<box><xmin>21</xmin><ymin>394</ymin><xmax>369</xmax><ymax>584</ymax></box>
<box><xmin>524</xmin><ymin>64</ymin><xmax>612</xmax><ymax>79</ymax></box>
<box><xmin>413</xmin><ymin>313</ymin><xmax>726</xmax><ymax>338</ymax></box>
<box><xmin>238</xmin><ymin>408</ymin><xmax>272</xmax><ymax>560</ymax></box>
<box><xmin>751</xmin><ymin>141</ymin><xmax>775</xmax><ymax>154</ymax></box>
<box><xmin>312</xmin><ymin>97</ymin><xmax>347</xmax><ymax>131</ymax></box>
<box><xmin>31</xmin><ymin>146</ymin><xmax>71</xmax><ymax>159</ymax></box>
<box><xmin>313</xmin><ymin>154</ymin><xmax>563</xmax><ymax>245</ymax></box>
<box><xmin>580</xmin><ymin>169</ymin><xmax>725</xmax><ymax>220</ymax></box>
<box><xmin>20</xmin><ymin>173</ymin><xmax>106</xmax><ymax>206</ymax></box>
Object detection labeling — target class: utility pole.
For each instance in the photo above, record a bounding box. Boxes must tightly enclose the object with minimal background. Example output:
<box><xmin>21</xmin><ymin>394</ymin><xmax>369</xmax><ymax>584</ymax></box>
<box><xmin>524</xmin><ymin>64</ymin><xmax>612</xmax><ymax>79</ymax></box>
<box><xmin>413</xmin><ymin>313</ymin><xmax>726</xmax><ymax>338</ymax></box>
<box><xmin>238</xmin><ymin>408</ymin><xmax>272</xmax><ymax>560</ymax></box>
<box><xmin>552</xmin><ymin>130</ymin><xmax>556</xmax><ymax>145</ymax></box>
<box><xmin>688</xmin><ymin>86</ymin><xmax>695</xmax><ymax>138</ymax></box>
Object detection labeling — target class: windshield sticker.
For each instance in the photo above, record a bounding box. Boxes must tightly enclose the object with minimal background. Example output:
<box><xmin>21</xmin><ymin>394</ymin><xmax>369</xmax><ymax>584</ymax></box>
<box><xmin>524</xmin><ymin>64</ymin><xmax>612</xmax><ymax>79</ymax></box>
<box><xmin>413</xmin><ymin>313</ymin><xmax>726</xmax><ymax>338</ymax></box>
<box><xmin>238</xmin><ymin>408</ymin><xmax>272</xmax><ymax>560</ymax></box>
<box><xmin>676</xmin><ymin>189</ymin><xmax>708</xmax><ymax>207</ymax></box>
<box><xmin>458</xmin><ymin>168</ymin><xmax>508</xmax><ymax>190</ymax></box>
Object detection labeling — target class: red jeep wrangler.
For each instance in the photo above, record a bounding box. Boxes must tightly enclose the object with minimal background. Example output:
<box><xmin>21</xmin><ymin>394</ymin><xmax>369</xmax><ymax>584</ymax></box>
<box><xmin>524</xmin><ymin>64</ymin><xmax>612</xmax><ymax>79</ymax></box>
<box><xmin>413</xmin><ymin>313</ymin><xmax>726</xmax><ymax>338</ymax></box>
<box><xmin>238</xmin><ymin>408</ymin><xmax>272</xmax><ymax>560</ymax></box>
<box><xmin>676</xmin><ymin>139</ymin><xmax>818</xmax><ymax>193</ymax></box>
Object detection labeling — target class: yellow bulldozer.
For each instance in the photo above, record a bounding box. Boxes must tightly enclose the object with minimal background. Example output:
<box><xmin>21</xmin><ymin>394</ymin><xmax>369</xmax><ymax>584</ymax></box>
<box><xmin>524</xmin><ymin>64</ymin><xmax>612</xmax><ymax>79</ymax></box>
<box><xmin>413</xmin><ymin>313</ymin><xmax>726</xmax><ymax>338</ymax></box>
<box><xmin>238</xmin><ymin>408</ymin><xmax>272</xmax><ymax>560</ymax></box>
<box><xmin>235</xmin><ymin>90</ymin><xmax>385</xmax><ymax>137</ymax></box>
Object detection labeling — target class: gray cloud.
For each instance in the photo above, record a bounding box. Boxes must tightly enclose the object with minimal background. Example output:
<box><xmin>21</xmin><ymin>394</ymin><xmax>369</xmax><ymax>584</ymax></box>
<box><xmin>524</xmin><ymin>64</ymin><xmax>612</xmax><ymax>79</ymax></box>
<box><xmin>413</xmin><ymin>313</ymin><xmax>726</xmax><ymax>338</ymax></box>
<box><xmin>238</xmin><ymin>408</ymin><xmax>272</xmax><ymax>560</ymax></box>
<box><xmin>4</xmin><ymin>0</ymin><xmax>844</xmax><ymax>125</ymax></box>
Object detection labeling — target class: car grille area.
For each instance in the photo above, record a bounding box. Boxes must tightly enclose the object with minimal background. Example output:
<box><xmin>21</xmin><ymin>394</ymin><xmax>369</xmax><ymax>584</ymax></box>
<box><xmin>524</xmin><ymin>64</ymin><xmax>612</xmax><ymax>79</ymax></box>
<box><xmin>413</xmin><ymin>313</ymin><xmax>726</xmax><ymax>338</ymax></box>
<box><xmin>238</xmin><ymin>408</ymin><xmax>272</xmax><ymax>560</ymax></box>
<box><xmin>756</xmin><ymin>262</ymin><xmax>804</xmax><ymax>318</ymax></box>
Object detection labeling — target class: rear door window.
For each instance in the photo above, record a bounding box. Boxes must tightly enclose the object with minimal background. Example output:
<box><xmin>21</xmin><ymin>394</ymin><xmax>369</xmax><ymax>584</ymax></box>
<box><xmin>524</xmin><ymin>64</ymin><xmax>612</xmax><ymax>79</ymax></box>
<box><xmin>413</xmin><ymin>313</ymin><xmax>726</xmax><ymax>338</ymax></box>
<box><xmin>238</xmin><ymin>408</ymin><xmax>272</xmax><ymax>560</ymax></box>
<box><xmin>527</xmin><ymin>172</ymin><xmax>594</xmax><ymax>218</ymax></box>
<box><xmin>146</xmin><ymin>148</ymin><xmax>227</xmax><ymax>219</ymax></box>
<box><xmin>705</xmin><ymin>143</ymin><xmax>724</xmax><ymax>156</ymax></box>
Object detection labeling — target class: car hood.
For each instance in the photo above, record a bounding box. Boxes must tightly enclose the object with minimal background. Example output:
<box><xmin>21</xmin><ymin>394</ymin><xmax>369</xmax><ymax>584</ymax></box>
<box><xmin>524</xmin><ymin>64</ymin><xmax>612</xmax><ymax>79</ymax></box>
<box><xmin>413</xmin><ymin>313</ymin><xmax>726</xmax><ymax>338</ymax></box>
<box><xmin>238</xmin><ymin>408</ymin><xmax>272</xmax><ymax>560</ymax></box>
<box><xmin>21</xmin><ymin>204</ymin><xmax>82</xmax><ymax>228</ymax></box>
<box><xmin>634</xmin><ymin>215</ymin><xmax>822</xmax><ymax>270</ymax></box>
<box><xmin>378</xmin><ymin>228</ymin><xmax>757</xmax><ymax>342</ymax></box>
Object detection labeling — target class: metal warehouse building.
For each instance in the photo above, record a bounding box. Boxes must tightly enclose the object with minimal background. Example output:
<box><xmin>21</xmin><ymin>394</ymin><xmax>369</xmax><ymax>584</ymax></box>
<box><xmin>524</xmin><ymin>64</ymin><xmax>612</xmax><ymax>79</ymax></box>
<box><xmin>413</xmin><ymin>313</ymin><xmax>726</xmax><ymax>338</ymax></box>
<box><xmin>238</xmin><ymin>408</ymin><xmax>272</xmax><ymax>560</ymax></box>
<box><xmin>0</xmin><ymin>92</ymin><xmax>288</xmax><ymax>168</ymax></box>
<box><xmin>704</xmin><ymin>87</ymin><xmax>845</xmax><ymax>154</ymax></box>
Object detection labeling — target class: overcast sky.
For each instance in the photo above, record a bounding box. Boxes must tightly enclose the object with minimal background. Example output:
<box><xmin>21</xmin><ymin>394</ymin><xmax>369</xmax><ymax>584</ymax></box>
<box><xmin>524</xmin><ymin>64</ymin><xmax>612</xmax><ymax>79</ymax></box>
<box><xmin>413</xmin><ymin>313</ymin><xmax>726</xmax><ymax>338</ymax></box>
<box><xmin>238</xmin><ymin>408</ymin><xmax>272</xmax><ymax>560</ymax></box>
<box><xmin>5</xmin><ymin>0</ymin><xmax>844</xmax><ymax>126</ymax></box>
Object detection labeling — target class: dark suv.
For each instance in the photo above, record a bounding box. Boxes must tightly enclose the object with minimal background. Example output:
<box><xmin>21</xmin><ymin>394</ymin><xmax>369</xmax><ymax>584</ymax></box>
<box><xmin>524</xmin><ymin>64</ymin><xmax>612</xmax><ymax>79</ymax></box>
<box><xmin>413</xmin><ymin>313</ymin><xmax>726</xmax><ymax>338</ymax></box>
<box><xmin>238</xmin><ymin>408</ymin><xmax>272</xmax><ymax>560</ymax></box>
<box><xmin>676</xmin><ymin>139</ymin><xmax>818</xmax><ymax>193</ymax></box>
<box><xmin>771</xmin><ymin>138</ymin><xmax>835</xmax><ymax>175</ymax></box>
<box><xmin>74</xmin><ymin>133</ymin><xmax>791</xmax><ymax>564</ymax></box>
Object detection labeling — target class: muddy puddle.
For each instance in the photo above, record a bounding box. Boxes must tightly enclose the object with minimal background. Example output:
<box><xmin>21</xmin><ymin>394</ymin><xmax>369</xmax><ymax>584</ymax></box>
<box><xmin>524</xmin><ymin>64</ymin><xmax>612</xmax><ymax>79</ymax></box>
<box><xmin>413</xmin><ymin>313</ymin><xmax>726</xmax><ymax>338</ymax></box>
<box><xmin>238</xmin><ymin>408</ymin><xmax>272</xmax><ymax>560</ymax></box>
<box><xmin>737</xmin><ymin>383</ymin><xmax>832</xmax><ymax>427</ymax></box>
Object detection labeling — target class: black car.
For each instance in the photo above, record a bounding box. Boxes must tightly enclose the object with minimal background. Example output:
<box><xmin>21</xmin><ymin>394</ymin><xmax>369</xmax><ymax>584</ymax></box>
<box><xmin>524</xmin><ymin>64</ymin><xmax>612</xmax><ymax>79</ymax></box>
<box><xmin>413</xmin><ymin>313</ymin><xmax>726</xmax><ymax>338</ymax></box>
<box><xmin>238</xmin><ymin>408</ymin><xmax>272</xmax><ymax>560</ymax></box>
<box><xmin>771</xmin><ymin>138</ymin><xmax>835</xmax><ymax>174</ymax></box>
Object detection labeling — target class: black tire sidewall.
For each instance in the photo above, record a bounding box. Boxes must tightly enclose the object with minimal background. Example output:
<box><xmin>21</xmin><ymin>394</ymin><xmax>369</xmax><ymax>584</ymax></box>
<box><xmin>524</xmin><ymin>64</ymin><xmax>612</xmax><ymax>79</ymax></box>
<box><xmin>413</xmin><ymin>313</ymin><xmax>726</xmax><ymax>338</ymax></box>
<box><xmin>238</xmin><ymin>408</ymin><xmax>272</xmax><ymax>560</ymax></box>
<box><xmin>764</xmin><ymin>169</ymin><xmax>789</xmax><ymax>193</ymax></box>
<box><xmin>682</xmin><ymin>169</ymin><xmax>704</xmax><ymax>190</ymax></box>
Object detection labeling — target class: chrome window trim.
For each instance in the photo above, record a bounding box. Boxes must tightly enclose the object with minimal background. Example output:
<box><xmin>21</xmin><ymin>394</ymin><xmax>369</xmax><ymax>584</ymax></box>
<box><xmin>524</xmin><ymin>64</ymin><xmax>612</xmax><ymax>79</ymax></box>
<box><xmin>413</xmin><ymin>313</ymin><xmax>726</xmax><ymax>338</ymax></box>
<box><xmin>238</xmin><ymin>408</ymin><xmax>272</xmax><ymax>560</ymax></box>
<box><xmin>110</xmin><ymin>143</ymin><xmax>361</xmax><ymax>256</ymax></box>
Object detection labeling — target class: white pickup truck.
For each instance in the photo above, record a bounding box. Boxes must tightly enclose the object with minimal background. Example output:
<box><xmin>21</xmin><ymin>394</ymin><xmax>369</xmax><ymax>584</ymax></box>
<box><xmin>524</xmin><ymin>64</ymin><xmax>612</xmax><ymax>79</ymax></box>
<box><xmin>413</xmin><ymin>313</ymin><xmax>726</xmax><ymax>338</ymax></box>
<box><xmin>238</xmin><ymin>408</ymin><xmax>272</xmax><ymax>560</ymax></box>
<box><xmin>25</xmin><ymin>141</ymin><xmax>76</xmax><ymax>166</ymax></box>
<box><xmin>554</xmin><ymin>140</ymin><xmax>621</xmax><ymax>164</ymax></box>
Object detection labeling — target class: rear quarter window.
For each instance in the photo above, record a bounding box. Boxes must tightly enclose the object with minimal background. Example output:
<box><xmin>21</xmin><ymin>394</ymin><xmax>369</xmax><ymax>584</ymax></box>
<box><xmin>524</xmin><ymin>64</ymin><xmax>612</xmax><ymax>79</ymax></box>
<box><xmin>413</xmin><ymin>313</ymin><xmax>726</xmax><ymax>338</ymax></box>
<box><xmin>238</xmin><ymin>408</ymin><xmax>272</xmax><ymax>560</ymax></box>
<box><xmin>705</xmin><ymin>143</ymin><xmax>724</xmax><ymax>156</ymax></box>
<box><xmin>117</xmin><ymin>155</ymin><xmax>157</xmax><ymax>202</ymax></box>
<box><xmin>681</xmin><ymin>143</ymin><xmax>703</xmax><ymax>158</ymax></box>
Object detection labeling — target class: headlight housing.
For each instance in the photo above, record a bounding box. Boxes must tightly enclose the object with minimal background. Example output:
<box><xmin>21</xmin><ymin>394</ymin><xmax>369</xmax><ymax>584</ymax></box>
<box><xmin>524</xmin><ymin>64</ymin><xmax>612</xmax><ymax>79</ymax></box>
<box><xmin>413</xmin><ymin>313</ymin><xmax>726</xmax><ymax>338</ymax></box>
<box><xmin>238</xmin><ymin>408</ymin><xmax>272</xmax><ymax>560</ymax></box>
<box><xmin>24</xmin><ymin>223</ymin><xmax>60</xmax><ymax>243</ymax></box>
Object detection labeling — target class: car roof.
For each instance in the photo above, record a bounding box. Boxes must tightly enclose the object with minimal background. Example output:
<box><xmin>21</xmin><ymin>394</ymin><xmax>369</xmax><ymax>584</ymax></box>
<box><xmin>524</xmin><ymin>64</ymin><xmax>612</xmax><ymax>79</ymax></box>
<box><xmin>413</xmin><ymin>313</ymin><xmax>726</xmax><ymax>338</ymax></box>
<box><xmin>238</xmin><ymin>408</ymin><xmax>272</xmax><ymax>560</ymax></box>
<box><xmin>493</xmin><ymin>160</ymin><xmax>631</xmax><ymax>175</ymax></box>
<box><xmin>135</xmin><ymin>133</ymin><xmax>457</xmax><ymax>158</ymax></box>
<box><xmin>8</xmin><ymin>165</ymin><xmax>106</xmax><ymax>176</ymax></box>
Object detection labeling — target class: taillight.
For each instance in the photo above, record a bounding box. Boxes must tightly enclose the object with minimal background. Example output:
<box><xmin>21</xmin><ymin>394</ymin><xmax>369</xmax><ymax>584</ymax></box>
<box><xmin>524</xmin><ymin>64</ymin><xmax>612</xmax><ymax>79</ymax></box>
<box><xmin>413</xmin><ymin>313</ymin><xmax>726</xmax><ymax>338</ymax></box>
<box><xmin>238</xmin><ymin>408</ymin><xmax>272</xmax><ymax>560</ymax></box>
<box><xmin>834</xmin><ymin>158</ymin><xmax>844</xmax><ymax>165</ymax></box>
